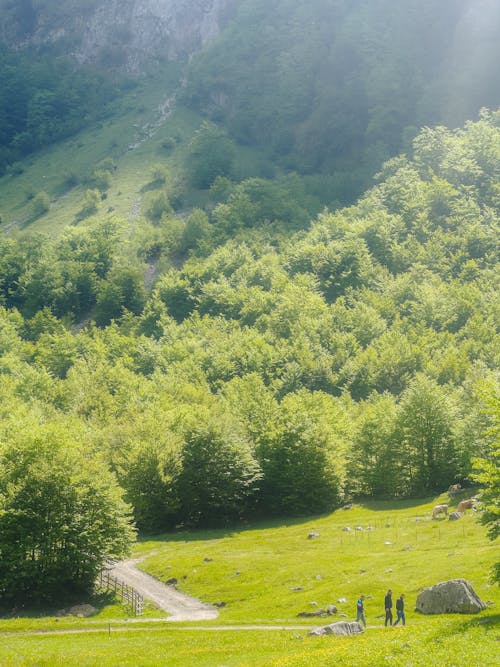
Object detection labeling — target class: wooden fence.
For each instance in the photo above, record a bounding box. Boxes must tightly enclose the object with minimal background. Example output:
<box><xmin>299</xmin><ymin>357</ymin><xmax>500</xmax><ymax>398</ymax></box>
<box><xmin>96</xmin><ymin>569</ymin><xmax>144</xmax><ymax>616</ymax></box>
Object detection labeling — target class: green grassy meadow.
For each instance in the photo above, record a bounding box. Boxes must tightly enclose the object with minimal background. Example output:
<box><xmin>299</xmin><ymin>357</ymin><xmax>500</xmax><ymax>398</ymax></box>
<box><xmin>0</xmin><ymin>65</ymin><xmax>269</xmax><ymax>241</ymax></box>
<box><xmin>1</xmin><ymin>496</ymin><xmax>498</xmax><ymax>666</ymax></box>
<box><xmin>0</xmin><ymin>69</ymin><xmax>191</xmax><ymax>236</ymax></box>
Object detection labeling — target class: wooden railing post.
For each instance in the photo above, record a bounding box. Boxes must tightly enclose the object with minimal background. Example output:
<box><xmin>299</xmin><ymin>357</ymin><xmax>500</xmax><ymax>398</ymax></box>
<box><xmin>95</xmin><ymin>569</ymin><xmax>144</xmax><ymax>616</ymax></box>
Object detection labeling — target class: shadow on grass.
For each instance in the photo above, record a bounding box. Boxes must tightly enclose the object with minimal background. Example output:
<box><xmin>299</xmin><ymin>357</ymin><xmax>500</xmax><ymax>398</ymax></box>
<box><xmin>137</xmin><ymin>493</ymin><xmax>483</xmax><ymax>544</ymax></box>
<box><xmin>0</xmin><ymin>591</ymin><xmax>116</xmax><ymax>620</ymax></box>
<box><xmin>138</xmin><ymin>514</ymin><xmax>331</xmax><ymax>544</ymax></box>
<box><xmin>140</xmin><ymin>179</ymin><xmax>164</xmax><ymax>193</ymax></box>
<box><xmin>356</xmin><ymin>496</ymin><xmax>442</xmax><ymax>512</ymax></box>
<box><xmin>427</xmin><ymin>611</ymin><xmax>500</xmax><ymax>639</ymax></box>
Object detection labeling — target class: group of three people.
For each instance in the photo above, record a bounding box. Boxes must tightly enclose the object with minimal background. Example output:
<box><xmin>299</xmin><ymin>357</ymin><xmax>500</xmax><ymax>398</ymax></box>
<box><xmin>356</xmin><ymin>589</ymin><xmax>405</xmax><ymax>628</ymax></box>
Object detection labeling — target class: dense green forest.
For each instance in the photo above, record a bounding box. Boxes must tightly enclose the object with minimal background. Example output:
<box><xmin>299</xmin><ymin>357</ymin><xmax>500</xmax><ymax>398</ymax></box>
<box><xmin>1</xmin><ymin>114</ymin><xmax>498</xmax><ymax>544</ymax></box>
<box><xmin>0</xmin><ymin>45</ymin><xmax>122</xmax><ymax>175</ymax></box>
<box><xmin>185</xmin><ymin>0</ymin><xmax>500</xmax><ymax>202</ymax></box>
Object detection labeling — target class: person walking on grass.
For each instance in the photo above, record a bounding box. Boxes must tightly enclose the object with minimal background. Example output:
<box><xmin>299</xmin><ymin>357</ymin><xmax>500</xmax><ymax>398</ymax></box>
<box><xmin>384</xmin><ymin>589</ymin><xmax>393</xmax><ymax>626</ymax></box>
<box><xmin>394</xmin><ymin>594</ymin><xmax>406</xmax><ymax>626</ymax></box>
<box><xmin>356</xmin><ymin>595</ymin><xmax>366</xmax><ymax>628</ymax></box>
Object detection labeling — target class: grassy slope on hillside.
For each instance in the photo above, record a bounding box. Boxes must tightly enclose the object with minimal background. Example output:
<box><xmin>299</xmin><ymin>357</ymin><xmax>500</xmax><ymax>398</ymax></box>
<box><xmin>0</xmin><ymin>66</ymin><xmax>269</xmax><ymax>240</ymax></box>
<box><xmin>1</xmin><ymin>497</ymin><xmax>496</xmax><ymax>666</ymax></box>
<box><xmin>135</xmin><ymin>495</ymin><xmax>498</xmax><ymax>624</ymax></box>
<box><xmin>0</xmin><ymin>67</ymin><xmax>184</xmax><ymax>235</ymax></box>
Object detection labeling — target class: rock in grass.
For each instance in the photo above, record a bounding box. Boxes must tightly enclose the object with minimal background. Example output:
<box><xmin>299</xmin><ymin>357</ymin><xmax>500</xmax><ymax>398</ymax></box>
<box><xmin>298</xmin><ymin>609</ymin><xmax>327</xmax><ymax>618</ymax></box>
<box><xmin>309</xmin><ymin>621</ymin><xmax>364</xmax><ymax>636</ymax></box>
<box><xmin>415</xmin><ymin>579</ymin><xmax>486</xmax><ymax>614</ymax></box>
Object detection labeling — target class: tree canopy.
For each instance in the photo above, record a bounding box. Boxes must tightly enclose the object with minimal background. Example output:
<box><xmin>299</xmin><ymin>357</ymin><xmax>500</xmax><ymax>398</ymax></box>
<box><xmin>0</xmin><ymin>113</ymin><xmax>498</xmax><ymax>544</ymax></box>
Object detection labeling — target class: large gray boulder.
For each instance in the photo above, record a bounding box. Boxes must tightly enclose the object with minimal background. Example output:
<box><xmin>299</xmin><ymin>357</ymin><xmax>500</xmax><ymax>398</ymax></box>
<box><xmin>416</xmin><ymin>579</ymin><xmax>486</xmax><ymax>614</ymax></box>
<box><xmin>309</xmin><ymin>621</ymin><xmax>364</xmax><ymax>637</ymax></box>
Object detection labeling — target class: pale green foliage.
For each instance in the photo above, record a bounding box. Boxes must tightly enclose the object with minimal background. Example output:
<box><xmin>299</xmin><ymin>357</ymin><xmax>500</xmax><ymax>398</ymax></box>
<box><xmin>31</xmin><ymin>190</ymin><xmax>50</xmax><ymax>217</ymax></box>
<box><xmin>177</xmin><ymin>414</ymin><xmax>262</xmax><ymax>526</ymax></box>
<box><xmin>257</xmin><ymin>391</ymin><xmax>348</xmax><ymax>515</ymax></box>
<box><xmin>79</xmin><ymin>188</ymin><xmax>101</xmax><ymax>217</ymax></box>
<box><xmin>396</xmin><ymin>375</ymin><xmax>458</xmax><ymax>494</ymax></box>
<box><xmin>150</xmin><ymin>163</ymin><xmax>168</xmax><ymax>184</ymax></box>
<box><xmin>472</xmin><ymin>392</ymin><xmax>500</xmax><ymax>583</ymax></box>
<box><xmin>0</xmin><ymin>423</ymin><xmax>135</xmax><ymax>605</ymax></box>
<box><xmin>187</xmin><ymin>121</ymin><xmax>235</xmax><ymax>188</ymax></box>
<box><xmin>146</xmin><ymin>190</ymin><xmax>172</xmax><ymax>221</ymax></box>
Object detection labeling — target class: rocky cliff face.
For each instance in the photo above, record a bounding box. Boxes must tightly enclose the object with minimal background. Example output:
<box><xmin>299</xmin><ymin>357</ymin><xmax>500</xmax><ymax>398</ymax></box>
<box><xmin>1</xmin><ymin>0</ymin><xmax>235</xmax><ymax>72</ymax></box>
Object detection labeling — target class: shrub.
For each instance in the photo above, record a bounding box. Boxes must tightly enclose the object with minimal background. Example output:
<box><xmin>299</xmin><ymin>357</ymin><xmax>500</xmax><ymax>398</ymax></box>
<box><xmin>31</xmin><ymin>191</ymin><xmax>50</xmax><ymax>217</ymax></box>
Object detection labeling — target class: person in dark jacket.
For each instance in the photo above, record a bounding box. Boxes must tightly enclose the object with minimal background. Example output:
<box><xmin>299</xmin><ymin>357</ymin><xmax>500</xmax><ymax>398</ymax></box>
<box><xmin>394</xmin><ymin>594</ymin><xmax>406</xmax><ymax>626</ymax></box>
<box><xmin>384</xmin><ymin>589</ymin><xmax>393</xmax><ymax>626</ymax></box>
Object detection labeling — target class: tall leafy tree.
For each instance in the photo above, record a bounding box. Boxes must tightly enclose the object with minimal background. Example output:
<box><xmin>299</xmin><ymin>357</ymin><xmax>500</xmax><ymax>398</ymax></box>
<box><xmin>395</xmin><ymin>375</ymin><xmax>459</xmax><ymax>494</ymax></box>
<box><xmin>177</xmin><ymin>415</ymin><xmax>262</xmax><ymax>527</ymax></box>
<box><xmin>472</xmin><ymin>393</ymin><xmax>500</xmax><ymax>584</ymax></box>
<box><xmin>0</xmin><ymin>425</ymin><xmax>135</xmax><ymax>605</ymax></box>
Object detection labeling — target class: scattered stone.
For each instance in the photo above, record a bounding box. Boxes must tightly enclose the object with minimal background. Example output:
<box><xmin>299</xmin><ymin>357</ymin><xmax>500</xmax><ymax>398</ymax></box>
<box><xmin>342</xmin><ymin>527</ymin><xmax>352</xmax><ymax>532</ymax></box>
<box><xmin>326</xmin><ymin>605</ymin><xmax>338</xmax><ymax>615</ymax></box>
<box><xmin>298</xmin><ymin>609</ymin><xmax>328</xmax><ymax>618</ymax></box>
<box><xmin>365</xmin><ymin>526</ymin><xmax>375</xmax><ymax>531</ymax></box>
<box><xmin>166</xmin><ymin>578</ymin><xmax>178</xmax><ymax>586</ymax></box>
<box><xmin>342</xmin><ymin>504</ymin><xmax>353</xmax><ymax>510</ymax></box>
<box><xmin>416</xmin><ymin>579</ymin><xmax>486</xmax><ymax>615</ymax></box>
<box><xmin>308</xmin><ymin>531</ymin><xmax>320</xmax><ymax>539</ymax></box>
<box><xmin>309</xmin><ymin>621</ymin><xmax>364</xmax><ymax>637</ymax></box>
<box><xmin>56</xmin><ymin>604</ymin><xmax>97</xmax><ymax>618</ymax></box>
<box><xmin>448</xmin><ymin>511</ymin><xmax>462</xmax><ymax>521</ymax></box>
<box><xmin>315</xmin><ymin>574</ymin><xmax>323</xmax><ymax>580</ymax></box>
<box><xmin>337</xmin><ymin>598</ymin><xmax>347</xmax><ymax>603</ymax></box>
<box><xmin>213</xmin><ymin>601</ymin><xmax>227</xmax><ymax>608</ymax></box>
<box><xmin>310</xmin><ymin>601</ymin><xmax>318</xmax><ymax>606</ymax></box>
<box><xmin>291</xmin><ymin>587</ymin><xmax>304</xmax><ymax>592</ymax></box>
<box><xmin>386</xmin><ymin>569</ymin><xmax>393</xmax><ymax>573</ymax></box>
<box><xmin>384</xmin><ymin>541</ymin><xmax>392</xmax><ymax>546</ymax></box>
<box><xmin>203</xmin><ymin>557</ymin><xmax>213</xmax><ymax>562</ymax></box>
<box><xmin>340</xmin><ymin>613</ymin><xmax>347</xmax><ymax>618</ymax></box>
<box><xmin>359</xmin><ymin>569</ymin><xmax>367</xmax><ymax>574</ymax></box>
<box><xmin>403</xmin><ymin>545</ymin><xmax>413</xmax><ymax>551</ymax></box>
<box><xmin>355</xmin><ymin>526</ymin><xmax>364</xmax><ymax>531</ymax></box>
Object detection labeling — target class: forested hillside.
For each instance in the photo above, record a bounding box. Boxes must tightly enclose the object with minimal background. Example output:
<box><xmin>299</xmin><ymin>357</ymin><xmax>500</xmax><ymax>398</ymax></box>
<box><xmin>0</xmin><ymin>0</ymin><xmax>499</xmax><ymax>608</ymax></box>
<box><xmin>1</xmin><ymin>114</ymin><xmax>498</xmax><ymax>545</ymax></box>
<box><xmin>0</xmin><ymin>45</ymin><xmax>120</xmax><ymax>174</ymax></box>
<box><xmin>185</xmin><ymin>0</ymin><xmax>500</xmax><ymax>201</ymax></box>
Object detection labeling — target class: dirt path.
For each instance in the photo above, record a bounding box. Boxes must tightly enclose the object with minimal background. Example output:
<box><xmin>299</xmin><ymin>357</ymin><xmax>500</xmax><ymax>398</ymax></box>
<box><xmin>108</xmin><ymin>560</ymin><xmax>219</xmax><ymax>621</ymax></box>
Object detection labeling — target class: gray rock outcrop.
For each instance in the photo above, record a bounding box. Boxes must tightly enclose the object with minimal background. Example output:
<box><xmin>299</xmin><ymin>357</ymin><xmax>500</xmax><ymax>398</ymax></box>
<box><xmin>1</xmin><ymin>0</ymin><xmax>234</xmax><ymax>72</ymax></box>
<box><xmin>309</xmin><ymin>621</ymin><xmax>364</xmax><ymax>637</ymax></box>
<box><xmin>415</xmin><ymin>579</ymin><xmax>486</xmax><ymax>614</ymax></box>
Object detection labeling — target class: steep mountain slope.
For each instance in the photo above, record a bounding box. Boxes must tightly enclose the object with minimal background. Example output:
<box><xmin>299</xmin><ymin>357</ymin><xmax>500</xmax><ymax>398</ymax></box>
<box><xmin>184</xmin><ymin>0</ymin><xmax>500</xmax><ymax>201</ymax></box>
<box><xmin>3</xmin><ymin>1</ymin><xmax>500</xmax><ymax>204</ymax></box>
<box><xmin>0</xmin><ymin>0</ymin><xmax>235</xmax><ymax>71</ymax></box>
